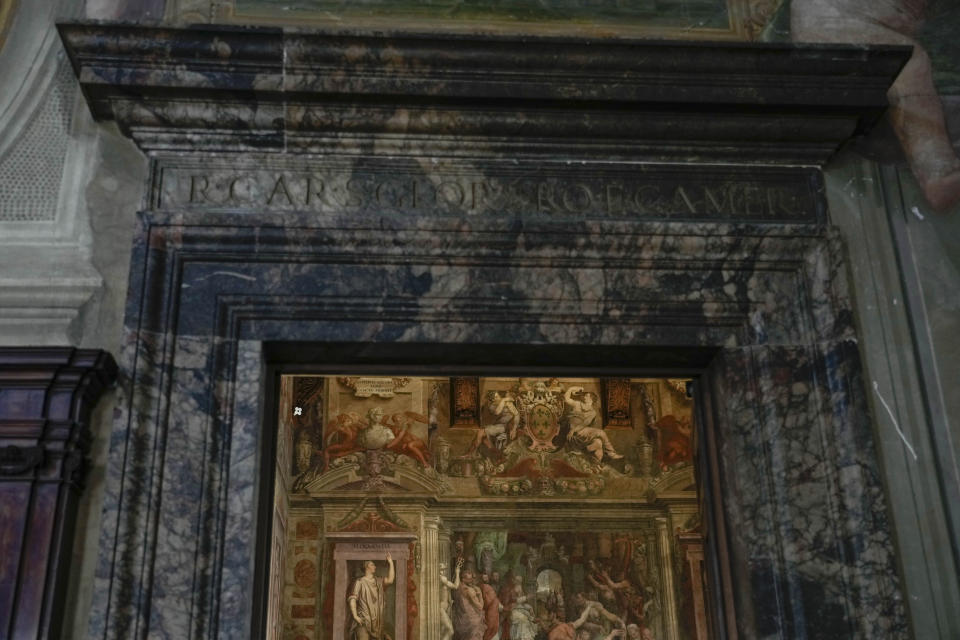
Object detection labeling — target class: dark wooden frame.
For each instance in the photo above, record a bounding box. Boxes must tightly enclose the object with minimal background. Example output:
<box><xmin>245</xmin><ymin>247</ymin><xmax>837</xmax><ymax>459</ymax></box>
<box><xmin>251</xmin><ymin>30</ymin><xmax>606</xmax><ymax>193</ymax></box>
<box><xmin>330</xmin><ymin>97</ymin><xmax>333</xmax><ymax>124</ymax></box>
<box><xmin>257</xmin><ymin>342</ymin><xmax>733</xmax><ymax>639</ymax></box>
<box><xmin>0</xmin><ymin>348</ymin><xmax>116</xmax><ymax>639</ymax></box>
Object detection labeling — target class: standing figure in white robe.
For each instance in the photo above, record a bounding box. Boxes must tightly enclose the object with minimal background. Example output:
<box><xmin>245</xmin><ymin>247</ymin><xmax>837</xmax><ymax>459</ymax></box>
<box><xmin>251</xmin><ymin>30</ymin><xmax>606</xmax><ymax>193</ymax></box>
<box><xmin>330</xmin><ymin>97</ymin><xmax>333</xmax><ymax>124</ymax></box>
<box><xmin>508</xmin><ymin>575</ymin><xmax>537</xmax><ymax>640</ymax></box>
<box><xmin>350</xmin><ymin>554</ymin><xmax>396</xmax><ymax>640</ymax></box>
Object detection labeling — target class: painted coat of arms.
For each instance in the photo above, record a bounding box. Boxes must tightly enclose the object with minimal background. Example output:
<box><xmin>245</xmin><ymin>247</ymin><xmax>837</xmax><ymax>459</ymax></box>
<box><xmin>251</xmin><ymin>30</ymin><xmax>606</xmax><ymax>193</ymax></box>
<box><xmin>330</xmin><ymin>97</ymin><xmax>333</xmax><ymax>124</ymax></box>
<box><xmin>516</xmin><ymin>380</ymin><xmax>565</xmax><ymax>452</ymax></box>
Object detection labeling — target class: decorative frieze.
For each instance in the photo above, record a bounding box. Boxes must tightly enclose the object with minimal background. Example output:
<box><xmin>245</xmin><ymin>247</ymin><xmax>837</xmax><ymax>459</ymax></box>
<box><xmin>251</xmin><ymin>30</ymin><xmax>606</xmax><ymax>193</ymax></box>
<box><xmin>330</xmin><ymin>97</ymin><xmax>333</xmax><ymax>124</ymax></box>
<box><xmin>154</xmin><ymin>159</ymin><xmax>825</xmax><ymax>224</ymax></box>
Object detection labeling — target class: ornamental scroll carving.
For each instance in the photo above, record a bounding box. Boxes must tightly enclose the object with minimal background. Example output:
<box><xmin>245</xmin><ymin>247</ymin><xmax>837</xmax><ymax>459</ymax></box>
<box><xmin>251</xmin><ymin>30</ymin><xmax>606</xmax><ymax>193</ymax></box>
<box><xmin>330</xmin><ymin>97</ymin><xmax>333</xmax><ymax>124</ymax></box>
<box><xmin>0</xmin><ymin>445</ymin><xmax>43</xmax><ymax>475</ymax></box>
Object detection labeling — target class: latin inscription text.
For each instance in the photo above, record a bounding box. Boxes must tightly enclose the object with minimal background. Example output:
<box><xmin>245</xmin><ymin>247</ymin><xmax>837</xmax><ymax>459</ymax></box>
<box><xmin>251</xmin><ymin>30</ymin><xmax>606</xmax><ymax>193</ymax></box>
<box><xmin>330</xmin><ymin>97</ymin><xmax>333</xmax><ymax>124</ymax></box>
<box><xmin>159</xmin><ymin>169</ymin><xmax>817</xmax><ymax>222</ymax></box>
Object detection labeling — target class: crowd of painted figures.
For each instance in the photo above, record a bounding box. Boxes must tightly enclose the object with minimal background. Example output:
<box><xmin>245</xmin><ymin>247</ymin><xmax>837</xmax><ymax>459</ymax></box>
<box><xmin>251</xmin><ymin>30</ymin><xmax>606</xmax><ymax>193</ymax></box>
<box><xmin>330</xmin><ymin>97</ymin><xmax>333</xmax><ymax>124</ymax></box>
<box><xmin>440</xmin><ymin>534</ymin><xmax>657</xmax><ymax>640</ymax></box>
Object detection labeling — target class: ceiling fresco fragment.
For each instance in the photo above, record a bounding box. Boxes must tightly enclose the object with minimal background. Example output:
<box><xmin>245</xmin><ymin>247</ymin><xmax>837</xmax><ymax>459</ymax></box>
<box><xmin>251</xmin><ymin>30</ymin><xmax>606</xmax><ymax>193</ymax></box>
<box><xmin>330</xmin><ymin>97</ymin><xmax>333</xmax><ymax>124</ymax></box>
<box><xmin>209</xmin><ymin>0</ymin><xmax>786</xmax><ymax>40</ymax></box>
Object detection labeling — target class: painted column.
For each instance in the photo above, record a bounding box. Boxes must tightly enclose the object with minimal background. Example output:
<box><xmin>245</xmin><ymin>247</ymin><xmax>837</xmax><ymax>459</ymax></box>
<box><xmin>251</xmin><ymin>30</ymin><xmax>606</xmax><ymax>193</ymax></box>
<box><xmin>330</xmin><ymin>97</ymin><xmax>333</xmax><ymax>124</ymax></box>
<box><xmin>438</xmin><ymin>527</ymin><xmax>451</xmax><ymax>569</ymax></box>
<box><xmin>656</xmin><ymin>517</ymin><xmax>680</xmax><ymax>640</ymax></box>
<box><xmin>685</xmin><ymin>543</ymin><xmax>707</xmax><ymax>640</ymax></box>
<box><xmin>422</xmin><ymin>516</ymin><xmax>442</xmax><ymax>640</ymax></box>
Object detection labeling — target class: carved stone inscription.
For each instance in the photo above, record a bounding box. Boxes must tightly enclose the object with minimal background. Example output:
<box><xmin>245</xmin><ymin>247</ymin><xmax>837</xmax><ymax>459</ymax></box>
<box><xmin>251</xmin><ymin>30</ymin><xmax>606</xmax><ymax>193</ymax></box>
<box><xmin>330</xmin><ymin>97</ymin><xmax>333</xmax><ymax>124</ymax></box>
<box><xmin>156</xmin><ymin>163</ymin><xmax>822</xmax><ymax>223</ymax></box>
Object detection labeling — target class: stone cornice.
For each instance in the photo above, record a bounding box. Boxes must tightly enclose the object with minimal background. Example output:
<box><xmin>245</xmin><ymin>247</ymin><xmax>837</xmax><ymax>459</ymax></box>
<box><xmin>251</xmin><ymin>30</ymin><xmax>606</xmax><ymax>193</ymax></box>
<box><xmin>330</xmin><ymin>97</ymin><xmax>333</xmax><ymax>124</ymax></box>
<box><xmin>57</xmin><ymin>22</ymin><xmax>910</xmax><ymax>165</ymax></box>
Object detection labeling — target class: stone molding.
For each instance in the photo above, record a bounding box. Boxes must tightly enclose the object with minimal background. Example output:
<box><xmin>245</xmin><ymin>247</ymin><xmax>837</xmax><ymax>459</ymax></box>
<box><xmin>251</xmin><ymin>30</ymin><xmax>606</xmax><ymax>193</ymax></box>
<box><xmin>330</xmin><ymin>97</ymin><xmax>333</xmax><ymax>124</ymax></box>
<box><xmin>58</xmin><ymin>22</ymin><xmax>910</xmax><ymax>164</ymax></box>
<box><xmin>53</xmin><ymin>22</ymin><xmax>914</xmax><ymax>640</ymax></box>
<box><xmin>0</xmin><ymin>246</ymin><xmax>103</xmax><ymax>345</ymax></box>
<box><xmin>0</xmin><ymin>347</ymin><xmax>117</xmax><ymax>639</ymax></box>
<box><xmin>86</xmin><ymin>210</ymin><xmax>907</xmax><ymax>638</ymax></box>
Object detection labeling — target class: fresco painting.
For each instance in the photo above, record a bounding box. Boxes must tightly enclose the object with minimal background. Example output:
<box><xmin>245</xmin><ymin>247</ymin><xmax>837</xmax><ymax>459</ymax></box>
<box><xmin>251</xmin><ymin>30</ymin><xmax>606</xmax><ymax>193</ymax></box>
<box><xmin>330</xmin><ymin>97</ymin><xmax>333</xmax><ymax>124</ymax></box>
<box><xmin>275</xmin><ymin>375</ymin><xmax>707</xmax><ymax>640</ymax></box>
<box><xmin>444</xmin><ymin>528</ymin><xmax>664</xmax><ymax>640</ymax></box>
<box><xmin>232</xmin><ymin>0</ymin><xmax>731</xmax><ymax>31</ymax></box>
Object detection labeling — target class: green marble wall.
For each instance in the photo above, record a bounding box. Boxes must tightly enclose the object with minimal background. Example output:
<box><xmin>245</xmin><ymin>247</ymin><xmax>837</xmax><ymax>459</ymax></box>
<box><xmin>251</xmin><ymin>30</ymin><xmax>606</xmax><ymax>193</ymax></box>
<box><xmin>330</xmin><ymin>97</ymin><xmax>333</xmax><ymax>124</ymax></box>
<box><xmin>824</xmin><ymin>152</ymin><xmax>960</xmax><ymax>639</ymax></box>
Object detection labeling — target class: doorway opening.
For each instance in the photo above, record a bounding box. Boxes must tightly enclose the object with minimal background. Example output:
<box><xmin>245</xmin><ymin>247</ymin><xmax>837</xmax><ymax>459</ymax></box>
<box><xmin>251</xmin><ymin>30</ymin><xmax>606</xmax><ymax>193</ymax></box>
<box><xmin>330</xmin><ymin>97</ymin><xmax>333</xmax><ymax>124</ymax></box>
<box><xmin>261</xmin><ymin>360</ymin><xmax>727</xmax><ymax>640</ymax></box>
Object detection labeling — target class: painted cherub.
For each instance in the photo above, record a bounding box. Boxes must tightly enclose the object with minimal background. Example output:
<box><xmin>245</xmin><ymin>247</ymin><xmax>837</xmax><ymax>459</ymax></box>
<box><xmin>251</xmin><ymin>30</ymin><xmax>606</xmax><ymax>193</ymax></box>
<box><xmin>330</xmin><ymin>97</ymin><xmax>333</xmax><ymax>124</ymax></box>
<box><xmin>465</xmin><ymin>390</ymin><xmax>520</xmax><ymax>456</ymax></box>
<box><xmin>323</xmin><ymin>411</ymin><xmax>364</xmax><ymax>470</ymax></box>
<box><xmin>384</xmin><ymin>411</ymin><xmax>432</xmax><ymax>467</ymax></box>
<box><xmin>564</xmin><ymin>387</ymin><xmax>623</xmax><ymax>463</ymax></box>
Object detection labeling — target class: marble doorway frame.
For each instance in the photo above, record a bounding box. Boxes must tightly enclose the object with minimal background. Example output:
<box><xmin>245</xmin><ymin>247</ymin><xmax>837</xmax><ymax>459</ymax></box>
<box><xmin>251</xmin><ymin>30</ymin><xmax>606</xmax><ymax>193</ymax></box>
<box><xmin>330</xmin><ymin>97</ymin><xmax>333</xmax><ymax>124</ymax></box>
<box><xmin>85</xmin><ymin>209</ymin><xmax>908</xmax><ymax>639</ymax></box>
<box><xmin>56</xmin><ymin>23</ymin><xmax>914</xmax><ymax>640</ymax></box>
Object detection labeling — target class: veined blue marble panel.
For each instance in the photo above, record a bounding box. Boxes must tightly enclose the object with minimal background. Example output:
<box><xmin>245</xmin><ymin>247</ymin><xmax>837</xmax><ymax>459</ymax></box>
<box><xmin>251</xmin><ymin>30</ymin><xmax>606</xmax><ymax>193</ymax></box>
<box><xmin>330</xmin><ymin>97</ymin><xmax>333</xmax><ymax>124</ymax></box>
<box><xmin>219</xmin><ymin>340</ymin><xmax>264</xmax><ymax>639</ymax></box>
<box><xmin>90</xmin><ymin>207</ymin><xmax>907</xmax><ymax>639</ymax></box>
<box><xmin>710</xmin><ymin>342</ymin><xmax>906</xmax><ymax>638</ymax></box>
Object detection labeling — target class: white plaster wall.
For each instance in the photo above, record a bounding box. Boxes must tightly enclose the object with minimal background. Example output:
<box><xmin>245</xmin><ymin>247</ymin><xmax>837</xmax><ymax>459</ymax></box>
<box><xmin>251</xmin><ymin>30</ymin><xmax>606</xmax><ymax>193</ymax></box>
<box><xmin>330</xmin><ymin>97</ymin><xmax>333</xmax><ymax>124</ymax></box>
<box><xmin>0</xmin><ymin>0</ymin><xmax>96</xmax><ymax>346</ymax></box>
<box><xmin>0</xmin><ymin>2</ymin><xmax>147</xmax><ymax>636</ymax></box>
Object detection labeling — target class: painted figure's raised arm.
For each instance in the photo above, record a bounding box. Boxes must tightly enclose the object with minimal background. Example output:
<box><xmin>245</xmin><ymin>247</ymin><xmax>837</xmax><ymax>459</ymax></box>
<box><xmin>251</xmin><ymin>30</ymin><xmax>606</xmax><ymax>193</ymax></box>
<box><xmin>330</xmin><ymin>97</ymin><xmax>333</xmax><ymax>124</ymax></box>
<box><xmin>570</xmin><ymin>604</ymin><xmax>596</xmax><ymax>629</ymax></box>
<box><xmin>384</xmin><ymin>552</ymin><xmax>395</xmax><ymax>586</ymax></box>
<box><xmin>440</xmin><ymin>557</ymin><xmax>462</xmax><ymax>590</ymax></box>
